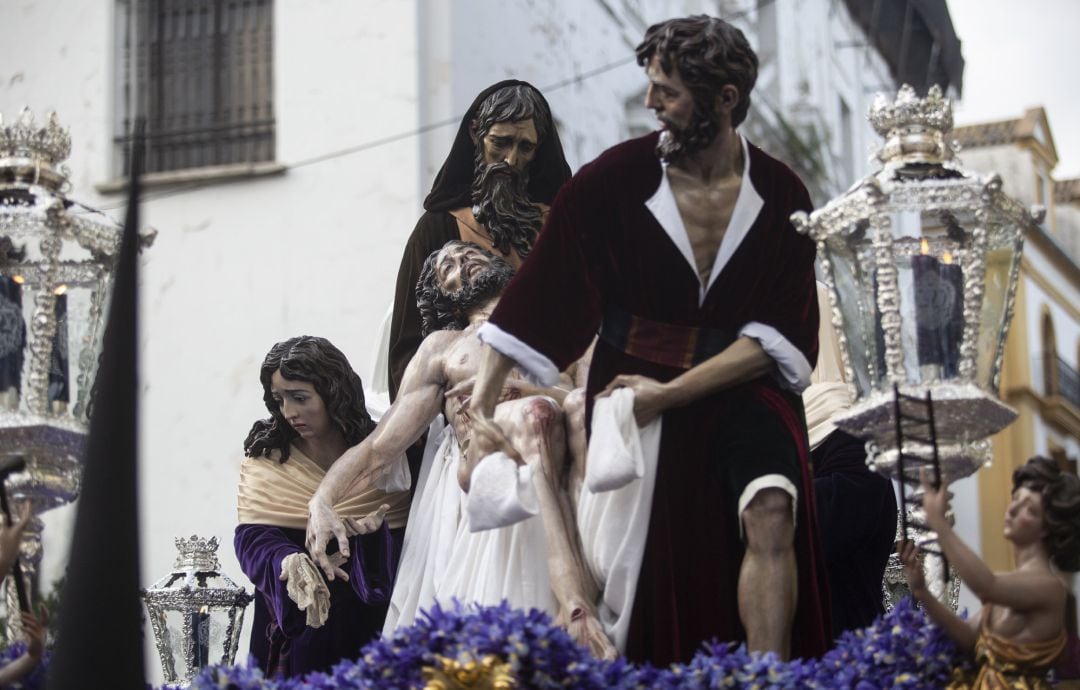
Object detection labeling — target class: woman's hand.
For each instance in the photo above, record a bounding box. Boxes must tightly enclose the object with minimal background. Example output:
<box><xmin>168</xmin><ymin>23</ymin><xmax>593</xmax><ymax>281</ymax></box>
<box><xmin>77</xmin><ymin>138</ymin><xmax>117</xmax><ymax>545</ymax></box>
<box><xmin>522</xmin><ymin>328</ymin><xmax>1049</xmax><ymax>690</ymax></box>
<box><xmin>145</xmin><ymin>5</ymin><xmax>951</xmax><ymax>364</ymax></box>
<box><xmin>919</xmin><ymin>467</ymin><xmax>950</xmax><ymax>532</ymax></box>
<box><xmin>899</xmin><ymin>539</ymin><xmax>927</xmax><ymax>599</ymax></box>
<box><xmin>22</xmin><ymin>606</ymin><xmax>47</xmax><ymax>661</ymax></box>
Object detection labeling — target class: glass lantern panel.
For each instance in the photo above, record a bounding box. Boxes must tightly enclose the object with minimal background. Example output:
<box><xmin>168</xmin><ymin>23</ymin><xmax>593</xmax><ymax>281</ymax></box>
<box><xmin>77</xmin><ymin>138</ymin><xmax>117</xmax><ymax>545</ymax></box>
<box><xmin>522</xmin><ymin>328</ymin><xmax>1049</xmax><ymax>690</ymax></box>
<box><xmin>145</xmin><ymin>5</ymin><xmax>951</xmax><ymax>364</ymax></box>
<box><xmin>974</xmin><ymin>228</ymin><xmax>1019</xmax><ymax>391</ymax></box>
<box><xmin>0</xmin><ymin>273</ymin><xmax>26</xmax><ymax>411</ymax></box>
<box><xmin>823</xmin><ymin>219</ymin><xmax>881</xmax><ymax>397</ymax></box>
<box><xmin>888</xmin><ymin>209</ymin><xmax>966</xmax><ymax>385</ymax></box>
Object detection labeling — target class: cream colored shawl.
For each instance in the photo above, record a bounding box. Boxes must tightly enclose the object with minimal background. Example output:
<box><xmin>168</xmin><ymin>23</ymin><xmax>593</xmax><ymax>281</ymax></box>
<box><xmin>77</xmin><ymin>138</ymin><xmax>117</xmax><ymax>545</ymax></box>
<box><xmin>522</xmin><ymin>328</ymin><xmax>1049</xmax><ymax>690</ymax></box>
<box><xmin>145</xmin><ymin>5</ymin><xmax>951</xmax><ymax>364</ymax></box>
<box><xmin>237</xmin><ymin>446</ymin><xmax>409</xmax><ymax>530</ymax></box>
<box><xmin>803</xmin><ymin>282</ymin><xmax>855</xmax><ymax>450</ymax></box>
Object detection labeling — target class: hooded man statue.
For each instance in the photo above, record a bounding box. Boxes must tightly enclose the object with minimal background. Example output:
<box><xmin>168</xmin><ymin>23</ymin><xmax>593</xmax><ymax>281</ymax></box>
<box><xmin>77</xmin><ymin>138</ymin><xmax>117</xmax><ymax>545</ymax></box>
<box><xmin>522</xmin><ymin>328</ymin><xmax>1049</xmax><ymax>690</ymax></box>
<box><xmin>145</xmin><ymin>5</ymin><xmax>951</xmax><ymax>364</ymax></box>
<box><xmin>387</xmin><ymin>81</ymin><xmax>571</xmax><ymax>400</ymax></box>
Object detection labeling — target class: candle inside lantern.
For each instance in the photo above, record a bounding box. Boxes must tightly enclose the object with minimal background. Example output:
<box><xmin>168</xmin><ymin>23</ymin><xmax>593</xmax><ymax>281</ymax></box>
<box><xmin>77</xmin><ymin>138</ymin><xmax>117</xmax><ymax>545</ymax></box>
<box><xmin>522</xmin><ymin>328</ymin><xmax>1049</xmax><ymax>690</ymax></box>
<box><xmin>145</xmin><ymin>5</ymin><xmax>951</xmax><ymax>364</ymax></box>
<box><xmin>48</xmin><ymin>285</ymin><xmax>69</xmax><ymax>407</ymax></box>
<box><xmin>0</xmin><ymin>276</ymin><xmax>25</xmax><ymax>402</ymax></box>
<box><xmin>912</xmin><ymin>239</ymin><xmax>963</xmax><ymax>378</ymax></box>
<box><xmin>191</xmin><ymin>605</ymin><xmax>209</xmax><ymax>668</ymax></box>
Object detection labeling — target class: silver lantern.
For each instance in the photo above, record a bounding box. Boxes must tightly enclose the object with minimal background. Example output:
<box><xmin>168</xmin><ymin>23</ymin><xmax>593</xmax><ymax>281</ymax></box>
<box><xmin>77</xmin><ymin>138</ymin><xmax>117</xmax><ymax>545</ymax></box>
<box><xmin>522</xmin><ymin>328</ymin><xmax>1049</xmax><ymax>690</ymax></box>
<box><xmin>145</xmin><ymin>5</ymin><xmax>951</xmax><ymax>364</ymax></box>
<box><xmin>0</xmin><ymin>108</ymin><xmax>155</xmax><ymax>633</ymax></box>
<box><xmin>791</xmin><ymin>85</ymin><xmax>1038</xmax><ymax>602</ymax></box>
<box><xmin>143</xmin><ymin>535</ymin><xmax>253</xmax><ymax>685</ymax></box>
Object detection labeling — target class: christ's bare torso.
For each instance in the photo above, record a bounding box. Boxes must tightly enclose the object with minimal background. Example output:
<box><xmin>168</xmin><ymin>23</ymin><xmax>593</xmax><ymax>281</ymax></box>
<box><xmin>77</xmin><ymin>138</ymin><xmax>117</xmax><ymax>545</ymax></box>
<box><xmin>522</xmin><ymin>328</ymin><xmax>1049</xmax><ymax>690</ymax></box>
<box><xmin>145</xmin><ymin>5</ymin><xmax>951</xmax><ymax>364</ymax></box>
<box><xmin>437</xmin><ymin>321</ymin><xmax>563</xmax><ymax>445</ymax></box>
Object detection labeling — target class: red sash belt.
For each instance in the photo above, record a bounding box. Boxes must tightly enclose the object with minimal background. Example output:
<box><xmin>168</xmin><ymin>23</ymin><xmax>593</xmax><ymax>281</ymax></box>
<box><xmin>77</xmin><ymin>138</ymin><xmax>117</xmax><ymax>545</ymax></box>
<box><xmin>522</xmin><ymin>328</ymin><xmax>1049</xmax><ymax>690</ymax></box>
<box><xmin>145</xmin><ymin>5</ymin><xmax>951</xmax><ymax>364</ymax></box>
<box><xmin>599</xmin><ymin>304</ymin><xmax>736</xmax><ymax>370</ymax></box>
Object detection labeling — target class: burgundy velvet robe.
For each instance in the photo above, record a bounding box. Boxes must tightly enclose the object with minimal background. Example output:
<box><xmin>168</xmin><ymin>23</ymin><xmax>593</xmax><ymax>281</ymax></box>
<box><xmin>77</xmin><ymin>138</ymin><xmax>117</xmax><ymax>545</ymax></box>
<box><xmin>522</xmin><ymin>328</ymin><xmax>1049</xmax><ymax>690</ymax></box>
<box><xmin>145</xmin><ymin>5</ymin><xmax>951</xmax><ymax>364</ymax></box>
<box><xmin>234</xmin><ymin>523</ymin><xmax>403</xmax><ymax>677</ymax></box>
<box><xmin>488</xmin><ymin>132</ymin><xmax>831</xmax><ymax>663</ymax></box>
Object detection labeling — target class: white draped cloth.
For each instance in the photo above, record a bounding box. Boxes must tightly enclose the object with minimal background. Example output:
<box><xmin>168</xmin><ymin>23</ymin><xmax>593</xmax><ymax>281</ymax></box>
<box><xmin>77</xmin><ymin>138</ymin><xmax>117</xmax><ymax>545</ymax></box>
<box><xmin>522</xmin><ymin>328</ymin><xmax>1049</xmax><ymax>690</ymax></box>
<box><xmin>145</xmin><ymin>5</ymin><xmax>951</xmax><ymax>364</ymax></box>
<box><xmin>577</xmin><ymin>388</ymin><xmax>661</xmax><ymax>653</ymax></box>
<box><xmin>383</xmin><ymin>416</ymin><xmax>557</xmax><ymax>634</ymax></box>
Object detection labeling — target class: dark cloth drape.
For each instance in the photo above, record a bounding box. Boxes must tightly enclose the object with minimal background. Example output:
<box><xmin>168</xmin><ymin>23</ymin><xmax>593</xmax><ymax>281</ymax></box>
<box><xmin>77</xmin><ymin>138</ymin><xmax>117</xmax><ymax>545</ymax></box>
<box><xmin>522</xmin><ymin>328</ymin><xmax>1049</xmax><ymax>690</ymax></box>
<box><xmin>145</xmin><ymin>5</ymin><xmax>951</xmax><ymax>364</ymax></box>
<box><xmin>812</xmin><ymin>430</ymin><xmax>897</xmax><ymax>637</ymax></box>
<box><xmin>422</xmin><ymin>80</ymin><xmax>571</xmax><ymax>213</ymax></box>
<box><xmin>234</xmin><ymin>523</ymin><xmax>403</xmax><ymax>677</ymax></box>
<box><xmin>388</xmin><ymin>212</ymin><xmax>459</xmax><ymax>400</ymax></box>
<box><xmin>489</xmin><ymin>132</ymin><xmax>830</xmax><ymax>664</ymax></box>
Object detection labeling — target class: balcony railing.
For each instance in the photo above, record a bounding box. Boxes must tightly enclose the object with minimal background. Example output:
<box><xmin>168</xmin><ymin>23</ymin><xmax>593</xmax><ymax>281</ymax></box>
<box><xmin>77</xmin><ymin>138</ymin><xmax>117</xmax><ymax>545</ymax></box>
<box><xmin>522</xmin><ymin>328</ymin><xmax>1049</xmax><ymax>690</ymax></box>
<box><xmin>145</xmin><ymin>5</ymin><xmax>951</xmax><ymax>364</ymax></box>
<box><xmin>1047</xmin><ymin>355</ymin><xmax>1080</xmax><ymax>410</ymax></box>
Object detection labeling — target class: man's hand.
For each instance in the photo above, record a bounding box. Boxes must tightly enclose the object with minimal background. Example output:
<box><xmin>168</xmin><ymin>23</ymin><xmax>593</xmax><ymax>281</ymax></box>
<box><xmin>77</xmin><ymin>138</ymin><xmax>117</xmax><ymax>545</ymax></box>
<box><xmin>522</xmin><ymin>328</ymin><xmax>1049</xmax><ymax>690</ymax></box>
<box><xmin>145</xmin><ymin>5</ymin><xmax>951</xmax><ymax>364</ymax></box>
<box><xmin>306</xmin><ymin>494</ymin><xmax>350</xmax><ymax>581</ymax></box>
<box><xmin>597</xmin><ymin>374</ymin><xmax>671</xmax><ymax>426</ymax></box>
<box><xmin>0</xmin><ymin>504</ymin><xmax>31</xmax><ymax>578</ymax></box>
<box><xmin>279</xmin><ymin>553</ymin><xmax>332</xmax><ymax>628</ymax></box>
<box><xmin>898</xmin><ymin>539</ymin><xmax>927</xmax><ymax>599</ymax></box>
<box><xmin>469</xmin><ymin>416</ymin><xmax>522</xmax><ymax>465</ymax></box>
<box><xmin>918</xmin><ymin>467</ymin><xmax>950</xmax><ymax>532</ymax></box>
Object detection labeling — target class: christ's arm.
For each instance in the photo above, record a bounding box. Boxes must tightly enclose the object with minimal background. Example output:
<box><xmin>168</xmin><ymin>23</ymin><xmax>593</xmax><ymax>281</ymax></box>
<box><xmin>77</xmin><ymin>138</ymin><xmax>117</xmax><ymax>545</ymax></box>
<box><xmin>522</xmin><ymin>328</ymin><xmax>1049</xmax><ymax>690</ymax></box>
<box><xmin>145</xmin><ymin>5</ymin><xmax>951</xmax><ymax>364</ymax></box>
<box><xmin>306</xmin><ymin>331</ymin><xmax>452</xmax><ymax>579</ymax></box>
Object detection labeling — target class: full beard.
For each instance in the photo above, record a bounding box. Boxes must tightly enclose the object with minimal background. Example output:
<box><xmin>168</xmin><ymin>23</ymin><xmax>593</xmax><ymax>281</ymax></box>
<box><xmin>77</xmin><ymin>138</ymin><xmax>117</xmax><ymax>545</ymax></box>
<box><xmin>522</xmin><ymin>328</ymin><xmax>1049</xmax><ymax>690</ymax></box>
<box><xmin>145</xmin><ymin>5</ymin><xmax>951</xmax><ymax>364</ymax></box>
<box><xmin>656</xmin><ymin>104</ymin><xmax>722</xmax><ymax>163</ymax></box>
<box><xmin>470</xmin><ymin>159</ymin><xmax>544</xmax><ymax>259</ymax></box>
<box><xmin>447</xmin><ymin>257</ymin><xmax>516</xmax><ymax>316</ymax></box>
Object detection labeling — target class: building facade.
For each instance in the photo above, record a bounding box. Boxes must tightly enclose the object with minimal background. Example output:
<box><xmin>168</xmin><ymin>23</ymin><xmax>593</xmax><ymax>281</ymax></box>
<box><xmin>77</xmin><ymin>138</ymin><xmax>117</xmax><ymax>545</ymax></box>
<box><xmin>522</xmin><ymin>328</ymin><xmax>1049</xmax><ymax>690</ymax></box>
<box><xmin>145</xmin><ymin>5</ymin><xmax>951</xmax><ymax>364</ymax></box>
<box><xmin>953</xmin><ymin>107</ymin><xmax>1080</xmax><ymax>631</ymax></box>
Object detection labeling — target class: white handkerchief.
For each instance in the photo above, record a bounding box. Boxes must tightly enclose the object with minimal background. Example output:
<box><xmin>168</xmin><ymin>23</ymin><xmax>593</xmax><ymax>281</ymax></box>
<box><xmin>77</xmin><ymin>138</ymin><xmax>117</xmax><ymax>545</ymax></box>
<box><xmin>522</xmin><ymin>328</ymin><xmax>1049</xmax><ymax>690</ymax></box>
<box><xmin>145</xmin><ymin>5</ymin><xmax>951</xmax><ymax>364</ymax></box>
<box><xmin>466</xmin><ymin>452</ymin><xmax>538</xmax><ymax>532</ymax></box>
<box><xmin>587</xmin><ymin>388</ymin><xmax>647</xmax><ymax>492</ymax></box>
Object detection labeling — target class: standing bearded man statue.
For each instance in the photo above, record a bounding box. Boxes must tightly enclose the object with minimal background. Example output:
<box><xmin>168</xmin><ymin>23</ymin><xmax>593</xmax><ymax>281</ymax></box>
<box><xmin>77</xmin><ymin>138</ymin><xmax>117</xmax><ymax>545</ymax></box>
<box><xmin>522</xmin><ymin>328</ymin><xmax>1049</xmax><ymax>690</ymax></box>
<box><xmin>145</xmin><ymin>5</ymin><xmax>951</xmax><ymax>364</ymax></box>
<box><xmin>387</xmin><ymin>81</ymin><xmax>571</xmax><ymax>400</ymax></box>
<box><xmin>465</xmin><ymin>16</ymin><xmax>830</xmax><ymax>664</ymax></box>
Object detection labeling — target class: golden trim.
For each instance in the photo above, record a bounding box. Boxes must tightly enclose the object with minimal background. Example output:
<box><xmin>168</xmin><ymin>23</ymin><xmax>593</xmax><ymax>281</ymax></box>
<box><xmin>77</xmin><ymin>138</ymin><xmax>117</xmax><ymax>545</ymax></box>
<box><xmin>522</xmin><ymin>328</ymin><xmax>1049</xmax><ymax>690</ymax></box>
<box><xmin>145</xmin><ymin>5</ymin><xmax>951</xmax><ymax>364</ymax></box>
<box><xmin>423</xmin><ymin>655</ymin><xmax>517</xmax><ymax>690</ymax></box>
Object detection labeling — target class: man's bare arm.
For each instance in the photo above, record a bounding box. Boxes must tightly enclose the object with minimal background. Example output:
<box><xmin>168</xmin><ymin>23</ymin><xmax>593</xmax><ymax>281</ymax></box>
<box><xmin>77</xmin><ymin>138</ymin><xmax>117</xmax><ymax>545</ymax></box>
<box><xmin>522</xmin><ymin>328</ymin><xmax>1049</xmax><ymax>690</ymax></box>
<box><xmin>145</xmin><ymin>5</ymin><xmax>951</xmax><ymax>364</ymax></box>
<box><xmin>306</xmin><ymin>332</ymin><xmax>452</xmax><ymax>579</ymax></box>
<box><xmin>598</xmin><ymin>336</ymin><xmax>772</xmax><ymax>425</ymax></box>
<box><xmin>470</xmin><ymin>345</ymin><xmax>517</xmax><ymax>419</ymax></box>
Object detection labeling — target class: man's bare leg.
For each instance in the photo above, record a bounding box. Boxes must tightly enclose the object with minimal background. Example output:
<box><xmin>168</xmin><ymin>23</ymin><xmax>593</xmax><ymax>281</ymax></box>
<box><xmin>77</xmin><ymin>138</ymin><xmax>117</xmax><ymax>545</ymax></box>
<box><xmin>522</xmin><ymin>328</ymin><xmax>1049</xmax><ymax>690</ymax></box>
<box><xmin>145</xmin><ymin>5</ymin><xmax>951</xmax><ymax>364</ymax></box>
<box><xmin>562</xmin><ymin>388</ymin><xmax>588</xmax><ymax>513</ymax></box>
<box><xmin>501</xmin><ymin>396</ymin><xmax>614</xmax><ymax>659</ymax></box>
<box><xmin>738</xmin><ymin>487</ymin><xmax>796</xmax><ymax>659</ymax></box>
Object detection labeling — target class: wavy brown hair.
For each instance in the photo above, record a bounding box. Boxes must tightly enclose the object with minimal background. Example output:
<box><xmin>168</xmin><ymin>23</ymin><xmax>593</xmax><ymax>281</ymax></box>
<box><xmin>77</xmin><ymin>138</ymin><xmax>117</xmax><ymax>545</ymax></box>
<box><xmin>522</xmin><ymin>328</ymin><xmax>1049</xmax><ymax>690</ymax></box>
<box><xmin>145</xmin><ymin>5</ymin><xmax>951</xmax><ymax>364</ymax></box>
<box><xmin>243</xmin><ymin>336</ymin><xmax>375</xmax><ymax>463</ymax></box>
<box><xmin>416</xmin><ymin>241</ymin><xmax>514</xmax><ymax>336</ymax></box>
<box><xmin>635</xmin><ymin>15</ymin><xmax>758</xmax><ymax>130</ymax></box>
<box><xmin>1012</xmin><ymin>456</ymin><xmax>1080</xmax><ymax>571</ymax></box>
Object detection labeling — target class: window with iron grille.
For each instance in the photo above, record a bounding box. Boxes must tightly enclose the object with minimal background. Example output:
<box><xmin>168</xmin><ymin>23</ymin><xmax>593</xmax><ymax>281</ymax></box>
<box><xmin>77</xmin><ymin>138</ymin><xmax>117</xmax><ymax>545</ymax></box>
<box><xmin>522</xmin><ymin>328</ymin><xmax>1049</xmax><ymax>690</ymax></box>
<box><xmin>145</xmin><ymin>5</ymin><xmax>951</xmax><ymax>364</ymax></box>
<box><xmin>115</xmin><ymin>0</ymin><xmax>274</xmax><ymax>176</ymax></box>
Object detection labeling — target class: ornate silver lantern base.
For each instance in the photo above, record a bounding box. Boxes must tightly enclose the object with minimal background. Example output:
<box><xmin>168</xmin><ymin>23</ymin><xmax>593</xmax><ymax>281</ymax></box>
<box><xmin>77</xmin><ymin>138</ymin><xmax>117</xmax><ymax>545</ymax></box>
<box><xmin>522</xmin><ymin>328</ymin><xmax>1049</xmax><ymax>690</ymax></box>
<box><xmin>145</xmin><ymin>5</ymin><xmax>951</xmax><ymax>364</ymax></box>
<box><xmin>0</xmin><ymin>413</ymin><xmax>83</xmax><ymax>510</ymax></box>
<box><xmin>835</xmin><ymin>382</ymin><xmax>1016</xmax><ymax>447</ymax></box>
<box><xmin>868</xmin><ymin>438</ymin><xmax>992</xmax><ymax>486</ymax></box>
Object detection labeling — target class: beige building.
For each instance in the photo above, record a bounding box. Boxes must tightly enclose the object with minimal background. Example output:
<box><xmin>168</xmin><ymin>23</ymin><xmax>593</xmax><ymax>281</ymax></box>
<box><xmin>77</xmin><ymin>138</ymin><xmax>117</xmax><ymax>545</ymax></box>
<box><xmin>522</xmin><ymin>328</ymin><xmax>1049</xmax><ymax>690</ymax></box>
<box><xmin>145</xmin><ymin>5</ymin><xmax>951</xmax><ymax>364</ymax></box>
<box><xmin>953</xmin><ymin>108</ymin><xmax>1080</xmax><ymax>628</ymax></box>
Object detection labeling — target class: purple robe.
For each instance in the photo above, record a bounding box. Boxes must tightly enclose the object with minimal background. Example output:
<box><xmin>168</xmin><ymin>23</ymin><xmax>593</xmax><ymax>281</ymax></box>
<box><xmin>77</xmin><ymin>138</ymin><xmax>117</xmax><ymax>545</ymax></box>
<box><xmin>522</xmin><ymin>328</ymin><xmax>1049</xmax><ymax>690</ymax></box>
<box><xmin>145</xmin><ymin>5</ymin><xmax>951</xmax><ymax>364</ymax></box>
<box><xmin>484</xmin><ymin>132</ymin><xmax>831</xmax><ymax>663</ymax></box>
<box><xmin>234</xmin><ymin>523</ymin><xmax>403</xmax><ymax>677</ymax></box>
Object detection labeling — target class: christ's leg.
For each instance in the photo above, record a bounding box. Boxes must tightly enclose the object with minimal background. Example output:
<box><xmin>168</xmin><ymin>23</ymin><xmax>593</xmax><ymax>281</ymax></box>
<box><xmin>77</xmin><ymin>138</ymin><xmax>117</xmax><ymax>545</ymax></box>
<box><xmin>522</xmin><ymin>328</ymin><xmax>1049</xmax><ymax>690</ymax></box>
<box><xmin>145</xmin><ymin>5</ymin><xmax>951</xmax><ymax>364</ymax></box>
<box><xmin>502</xmin><ymin>396</ymin><xmax>614</xmax><ymax>659</ymax></box>
<box><xmin>738</xmin><ymin>487</ymin><xmax>796</xmax><ymax>659</ymax></box>
<box><xmin>562</xmin><ymin>388</ymin><xmax>588</xmax><ymax>512</ymax></box>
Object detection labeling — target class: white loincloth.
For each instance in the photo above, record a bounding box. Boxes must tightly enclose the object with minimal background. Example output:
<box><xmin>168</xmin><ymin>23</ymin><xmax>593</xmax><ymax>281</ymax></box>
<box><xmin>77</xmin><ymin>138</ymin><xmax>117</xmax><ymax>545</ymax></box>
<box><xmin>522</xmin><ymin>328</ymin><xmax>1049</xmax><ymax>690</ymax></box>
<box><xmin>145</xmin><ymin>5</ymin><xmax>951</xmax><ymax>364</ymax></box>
<box><xmin>576</xmin><ymin>388</ymin><xmax>662</xmax><ymax>653</ymax></box>
<box><xmin>383</xmin><ymin>416</ymin><xmax>557</xmax><ymax>634</ymax></box>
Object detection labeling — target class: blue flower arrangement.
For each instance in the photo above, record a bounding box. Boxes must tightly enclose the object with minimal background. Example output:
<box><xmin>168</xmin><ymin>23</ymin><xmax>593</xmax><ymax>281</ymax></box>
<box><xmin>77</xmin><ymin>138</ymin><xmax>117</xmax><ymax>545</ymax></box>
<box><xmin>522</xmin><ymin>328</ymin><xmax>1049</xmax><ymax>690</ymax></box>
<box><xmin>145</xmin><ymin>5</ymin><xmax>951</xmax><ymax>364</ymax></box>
<box><xmin>185</xmin><ymin>597</ymin><xmax>967</xmax><ymax>690</ymax></box>
<box><xmin>0</xmin><ymin>641</ymin><xmax>49</xmax><ymax>690</ymax></box>
<box><xmin>0</xmin><ymin>597</ymin><xmax>962</xmax><ymax>689</ymax></box>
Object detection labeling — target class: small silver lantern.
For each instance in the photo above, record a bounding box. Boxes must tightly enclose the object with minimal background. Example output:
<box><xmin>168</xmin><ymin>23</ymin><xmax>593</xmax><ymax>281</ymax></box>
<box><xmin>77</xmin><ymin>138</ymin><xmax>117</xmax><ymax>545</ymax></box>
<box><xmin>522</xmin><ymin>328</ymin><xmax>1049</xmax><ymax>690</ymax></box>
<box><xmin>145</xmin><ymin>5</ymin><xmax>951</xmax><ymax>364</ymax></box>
<box><xmin>791</xmin><ymin>85</ymin><xmax>1039</xmax><ymax>601</ymax></box>
<box><xmin>0</xmin><ymin>108</ymin><xmax>155</xmax><ymax>633</ymax></box>
<box><xmin>143</xmin><ymin>535</ymin><xmax>253</xmax><ymax>685</ymax></box>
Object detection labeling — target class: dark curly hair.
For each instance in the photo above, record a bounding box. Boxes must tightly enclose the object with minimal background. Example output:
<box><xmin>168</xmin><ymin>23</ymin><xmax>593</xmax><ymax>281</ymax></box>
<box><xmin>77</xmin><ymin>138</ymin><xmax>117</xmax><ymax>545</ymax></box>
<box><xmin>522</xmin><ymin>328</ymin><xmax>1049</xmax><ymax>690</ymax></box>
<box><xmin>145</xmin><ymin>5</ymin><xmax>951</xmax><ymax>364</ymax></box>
<box><xmin>243</xmin><ymin>336</ymin><xmax>375</xmax><ymax>463</ymax></box>
<box><xmin>635</xmin><ymin>15</ymin><xmax>758</xmax><ymax>130</ymax></box>
<box><xmin>416</xmin><ymin>241</ymin><xmax>514</xmax><ymax>336</ymax></box>
<box><xmin>1012</xmin><ymin>456</ymin><xmax>1080</xmax><ymax>571</ymax></box>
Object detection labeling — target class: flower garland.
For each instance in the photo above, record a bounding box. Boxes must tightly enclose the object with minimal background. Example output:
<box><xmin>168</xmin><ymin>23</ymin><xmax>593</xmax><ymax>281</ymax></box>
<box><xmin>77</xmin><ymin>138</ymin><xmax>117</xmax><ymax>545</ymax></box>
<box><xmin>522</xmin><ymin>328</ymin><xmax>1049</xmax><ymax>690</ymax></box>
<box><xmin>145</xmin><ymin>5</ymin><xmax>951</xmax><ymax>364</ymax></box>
<box><xmin>0</xmin><ymin>641</ymin><xmax>49</xmax><ymax>690</ymax></box>
<box><xmin>187</xmin><ymin>597</ymin><xmax>968</xmax><ymax>690</ymax></box>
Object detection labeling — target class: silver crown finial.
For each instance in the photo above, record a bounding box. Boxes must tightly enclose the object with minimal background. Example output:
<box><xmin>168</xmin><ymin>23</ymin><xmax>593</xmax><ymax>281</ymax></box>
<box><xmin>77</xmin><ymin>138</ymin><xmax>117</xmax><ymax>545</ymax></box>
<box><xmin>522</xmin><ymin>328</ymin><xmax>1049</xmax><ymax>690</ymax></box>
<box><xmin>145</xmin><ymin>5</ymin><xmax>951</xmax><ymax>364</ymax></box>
<box><xmin>0</xmin><ymin>108</ymin><xmax>73</xmax><ymax>191</ymax></box>
<box><xmin>869</xmin><ymin>84</ymin><xmax>955</xmax><ymax>167</ymax></box>
<box><xmin>173</xmin><ymin>535</ymin><xmax>221</xmax><ymax>572</ymax></box>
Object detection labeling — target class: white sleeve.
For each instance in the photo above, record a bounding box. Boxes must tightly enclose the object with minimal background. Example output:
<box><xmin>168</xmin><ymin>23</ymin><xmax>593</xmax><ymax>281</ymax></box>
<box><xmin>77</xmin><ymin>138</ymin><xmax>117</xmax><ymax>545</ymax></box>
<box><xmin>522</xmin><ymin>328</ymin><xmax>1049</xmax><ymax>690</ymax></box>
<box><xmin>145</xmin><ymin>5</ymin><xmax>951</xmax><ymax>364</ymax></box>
<box><xmin>738</xmin><ymin>321</ymin><xmax>813</xmax><ymax>393</ymax></box>
<box><xmin>476</xmin><ymin>322</ymin><xmax>561</xmax><ymax>386</ymax></box>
